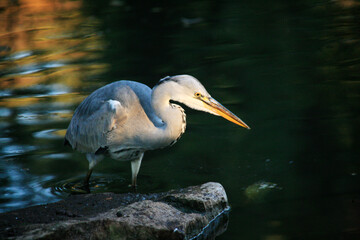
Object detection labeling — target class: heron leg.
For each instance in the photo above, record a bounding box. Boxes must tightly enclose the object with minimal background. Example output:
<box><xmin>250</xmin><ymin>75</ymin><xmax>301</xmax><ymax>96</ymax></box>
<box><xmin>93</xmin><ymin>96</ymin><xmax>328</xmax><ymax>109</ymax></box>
<box><xmin>130</xmin><ymin>153</ymin><xmax>144</xmax><ymax>188</ymax></box>
<box><xmin>84</xmin><ymin>168</ymin><xmax>93</xmax><ymax>186</ymax></box>
<box><xmin>82</xmin><ymin>153</ymin><xmax>103</xmax><ymax>193</ymax></box>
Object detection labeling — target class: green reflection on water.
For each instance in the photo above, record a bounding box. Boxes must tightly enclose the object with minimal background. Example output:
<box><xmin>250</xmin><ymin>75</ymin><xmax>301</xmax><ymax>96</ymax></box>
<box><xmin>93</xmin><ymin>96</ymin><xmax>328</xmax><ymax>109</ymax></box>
<box><xmin>1</xmin><ymin>0</ymin><xmax>360</xmax><ymax>239</ymax></box>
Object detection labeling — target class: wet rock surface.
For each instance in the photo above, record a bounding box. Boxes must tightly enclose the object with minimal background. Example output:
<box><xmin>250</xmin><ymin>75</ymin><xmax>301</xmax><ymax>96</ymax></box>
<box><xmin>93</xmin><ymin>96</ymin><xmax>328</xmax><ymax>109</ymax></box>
<box><xmin>0</xmin><ymin>182</ymin><xmax>229</xmax><ymax>240</ymax></box>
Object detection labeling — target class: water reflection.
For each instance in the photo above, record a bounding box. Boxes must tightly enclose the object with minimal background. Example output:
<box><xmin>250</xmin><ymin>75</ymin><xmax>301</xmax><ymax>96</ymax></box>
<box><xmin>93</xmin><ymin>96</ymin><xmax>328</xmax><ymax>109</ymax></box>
<box><xmin>3</xmin><ymin>50</ymin><xmax>33</xmax><ymax>61</ymax></box>
<box><xmin>0</xmin><ymin>0</ymin><xmax>107</xmax><ymax>91</ymax></box>
<box><xmin>50</xmin><ymin>174</ymin><xmax>127</xmax><ymax>195</ymax></box>
<box><xmin>244</xmin><ymin>181</ymin><xmax>281</xmax><ymax>202</ymax></box>
<box><xmin>16</xmin><ymin>110</ymin><xmax>72</xmax><ymax>125</ymax></box>
<box><xmin>4</xmin><ymin>61</ymin><xmax>66</xmax><ymax>76</ymax></box>
<box><xmin>0</xmin><ymin>0</ymin><xmax>107</xmax><ymax>214</ymax></box>
<box><xmin>2</xmin><ymin>145</ymin><xmax>37</xmax><ymax>157</ymax></box>
<box><xmin>27</xmin><ymin>84</ymin><xmax>70</xmax><ymax>96</ymax></box>
<box><xmin>0</xmin><ymin>161</ymin><xmax>58</xmax><ymax>212</ymax></box>
<box><xmin>33</xmin><ymin>129</ymin><xmax>66</xmax><ymax>139</ymax></box>
<box><xmin>0</xmin><ymin>108</ymin><xmax>11</xmax><ymax>117</ymax></box>
<box><xmin>0</xmin><ymin>90</ymin><xmax>12</xmax><ymax>97</ymax></box>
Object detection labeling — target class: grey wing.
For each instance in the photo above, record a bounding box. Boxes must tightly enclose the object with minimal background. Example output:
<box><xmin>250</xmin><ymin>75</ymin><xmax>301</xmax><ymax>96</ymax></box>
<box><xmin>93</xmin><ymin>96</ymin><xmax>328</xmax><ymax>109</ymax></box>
<box><xmin>65</xmin><ymin>98</ymin><xmax>126</xmax><ymax>153</ymax></box>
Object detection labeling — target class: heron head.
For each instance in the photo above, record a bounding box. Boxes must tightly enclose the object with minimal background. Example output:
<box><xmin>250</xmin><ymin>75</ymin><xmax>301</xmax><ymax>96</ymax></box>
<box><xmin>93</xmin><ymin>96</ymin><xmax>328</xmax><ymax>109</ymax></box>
<box><xmin>155</xmin><ymin>75</ymin><xmax>250</xmax><ymax>129</ymax></box>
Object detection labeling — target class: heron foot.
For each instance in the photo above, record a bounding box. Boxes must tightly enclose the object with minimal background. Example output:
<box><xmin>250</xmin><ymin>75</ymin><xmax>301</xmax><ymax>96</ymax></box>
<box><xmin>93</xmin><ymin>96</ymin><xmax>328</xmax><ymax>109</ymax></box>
<box><xmin>68</xmin><ymin>169</ymin><xmax>93</xmax><ymax>194</ymax></box>
<box><xmin>128</xmin><ymin>183</ymin><xmax>137</xmax><ymax>192</ymax></box>
<box><xmin>80</xmin><ymin>184</ymin><xmax>91</xmax><ymax>194</ymax></box>
<box><xmin>71</xmin><ymin>182</ymin><xmax>91</xmax><ymax>194</ymax></box>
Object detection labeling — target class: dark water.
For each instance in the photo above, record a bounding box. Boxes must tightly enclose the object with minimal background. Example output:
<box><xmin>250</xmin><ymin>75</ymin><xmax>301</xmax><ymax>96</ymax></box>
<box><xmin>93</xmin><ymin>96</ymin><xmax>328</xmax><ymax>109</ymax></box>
<box><xmin>1</xmin><ymin>0</ymin><xmax>360</xmax><ymax>239</ymax></box>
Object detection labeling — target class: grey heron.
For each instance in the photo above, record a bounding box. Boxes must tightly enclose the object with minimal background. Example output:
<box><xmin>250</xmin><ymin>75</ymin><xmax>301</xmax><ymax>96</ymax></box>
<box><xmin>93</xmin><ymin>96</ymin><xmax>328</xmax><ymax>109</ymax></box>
<box><xmin>64</xmin><ymin>75</ymin><xmax>250</xmax><ymax>188</ymax></box>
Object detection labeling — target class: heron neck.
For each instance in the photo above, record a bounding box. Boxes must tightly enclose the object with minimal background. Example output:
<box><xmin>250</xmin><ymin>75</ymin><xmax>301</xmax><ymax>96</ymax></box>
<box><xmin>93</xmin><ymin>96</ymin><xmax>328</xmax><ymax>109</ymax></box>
<box><xmin>151</xmin><ymin>86</ymin><xmax>186</xmax><ymax>146</ymax></box>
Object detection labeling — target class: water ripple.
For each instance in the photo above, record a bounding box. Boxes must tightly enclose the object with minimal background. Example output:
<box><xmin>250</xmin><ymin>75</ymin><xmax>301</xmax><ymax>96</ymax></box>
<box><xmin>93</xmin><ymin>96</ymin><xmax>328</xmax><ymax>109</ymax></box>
<box><xmin>30</xmin><ymin>84</ymin><xmax>70</xmax><ymax>97</ymax></box>
<box><xmin>0</xmin><ymin>138</ymin><xmax>12</xmax><ymax>144</ymax></box>
<box><xmin>51</xmin><ymin>175</ymin><xmax>126</xmax><ymax>195</ymax></box>
<box><xmin>0</xmin><ymin>108</ymin><xmax>11</xmax><ymax>117</ymax></box>
<box><xmin>16</xmin><ymin>110</ymin><xmax>72</xmax><ymax>125</ymax></box>
<box><xmin>33</xmin><ymin>129</ymin><xmax>66</xmax><ymax>139</ymax></box>
<box><xmin>4</xmin><ymin>50</ymin><xmax>33</xmax><ymax>61</ymax></box>
<box><xmin>40</xmin><ymin>153</ymin><xmax>72</xmax><ymax>159</ymax></box>
<box><xmin>0</xmin><ymin>163</ymin><xmax>59</xmax><ymax>213</ymax></box>
<box><xmin>1</xmin><ymin>145</ymin><xmax>37</xmax><ymax>157</ymax></box>
<box><xmin>3</xmin><ymin>61</ymin><xmax>65</xmax><ymax>77</ymax></box>
<box><xmin>0</xmin><ymin>90</ymin><xmax>12</xmax><ymax>97</ymax></box>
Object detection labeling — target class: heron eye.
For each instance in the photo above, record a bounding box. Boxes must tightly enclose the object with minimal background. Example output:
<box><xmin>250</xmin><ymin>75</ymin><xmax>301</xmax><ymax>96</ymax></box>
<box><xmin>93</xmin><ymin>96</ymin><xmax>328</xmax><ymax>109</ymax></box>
<box><xmin>194</xmin><ymin>92</ymin><xmax>201</xmax><ymax>97</ymax></box>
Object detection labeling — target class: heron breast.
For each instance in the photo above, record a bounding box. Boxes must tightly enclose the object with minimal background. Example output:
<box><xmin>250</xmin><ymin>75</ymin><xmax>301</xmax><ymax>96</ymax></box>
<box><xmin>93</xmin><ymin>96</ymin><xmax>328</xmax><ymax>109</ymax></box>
<box><xmin>109</xmin><ymin>148</ymin><xmax>143</xmax><ymax>161</ymax></box>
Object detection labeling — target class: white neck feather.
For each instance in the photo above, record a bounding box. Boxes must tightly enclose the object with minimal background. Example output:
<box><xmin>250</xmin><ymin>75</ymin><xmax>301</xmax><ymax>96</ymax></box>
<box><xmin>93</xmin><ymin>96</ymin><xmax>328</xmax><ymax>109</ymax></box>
<box><xmin>151</xmin><ymin>82</ymin><xmax>186</xmax><ymax>148</ymax></box>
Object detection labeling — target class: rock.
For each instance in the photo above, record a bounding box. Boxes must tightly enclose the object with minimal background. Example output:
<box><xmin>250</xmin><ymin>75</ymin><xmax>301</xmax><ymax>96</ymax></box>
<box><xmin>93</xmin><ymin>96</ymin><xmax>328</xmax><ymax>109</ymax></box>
<box><xmin>0</xmin><ymin>182</ymin><xmax>229</xmax><ymax>240</ymax></box>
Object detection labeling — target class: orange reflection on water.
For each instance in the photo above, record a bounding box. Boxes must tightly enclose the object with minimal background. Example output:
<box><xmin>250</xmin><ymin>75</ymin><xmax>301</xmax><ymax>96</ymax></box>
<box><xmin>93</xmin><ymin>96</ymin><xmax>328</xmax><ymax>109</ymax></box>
<box><xmin>0</xmin><ymin>0</ymin><xmax>82</xmax><ymax>52</ymax></box>
<box><xmin>0</xmin><ymin>93</ymin><xmax>86</xmax><ymax>108</ymax></box>
<box><xmin>0</xmin><ymin>0</ymin><xmax>108</xmax><ymax>90</ymax></box>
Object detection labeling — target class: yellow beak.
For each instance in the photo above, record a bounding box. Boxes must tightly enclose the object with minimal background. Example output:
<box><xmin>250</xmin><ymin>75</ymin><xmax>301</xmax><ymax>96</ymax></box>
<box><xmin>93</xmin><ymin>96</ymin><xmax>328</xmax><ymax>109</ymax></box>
<box><xmin>201</xmin><ymin>96</ymin><xmax>250</xmax><ymax>129</ymax></box>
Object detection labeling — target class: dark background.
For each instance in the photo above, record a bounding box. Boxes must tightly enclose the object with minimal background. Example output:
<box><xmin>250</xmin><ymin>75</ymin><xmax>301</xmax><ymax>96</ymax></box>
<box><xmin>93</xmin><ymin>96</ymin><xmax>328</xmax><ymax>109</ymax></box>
<box><xmin>0</xmin><ymin>0</ymin><xmax>359</xmax><ymax>239</ymax></box>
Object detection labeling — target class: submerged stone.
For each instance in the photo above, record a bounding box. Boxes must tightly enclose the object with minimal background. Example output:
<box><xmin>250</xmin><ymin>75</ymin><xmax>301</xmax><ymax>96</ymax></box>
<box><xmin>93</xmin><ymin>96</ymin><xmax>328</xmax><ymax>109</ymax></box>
<box><xmin>244</xmin><ymin>181</ymin><xmax>280</xmax><ymax>202</ymax></box>
<box><xmin>0</xmin><ymin>182</ymin><xmax>229</xmax><ymax>240</ymax></box>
